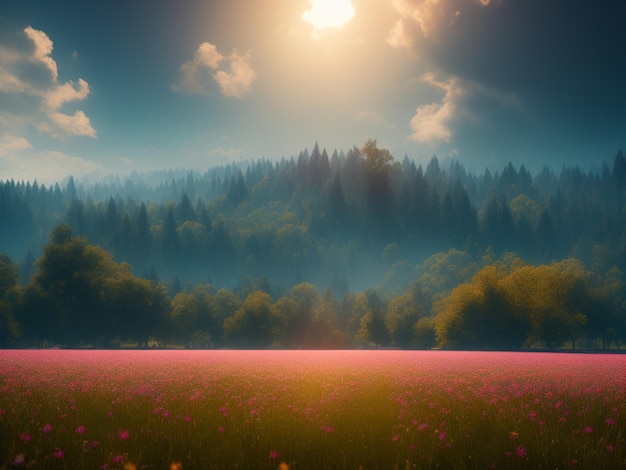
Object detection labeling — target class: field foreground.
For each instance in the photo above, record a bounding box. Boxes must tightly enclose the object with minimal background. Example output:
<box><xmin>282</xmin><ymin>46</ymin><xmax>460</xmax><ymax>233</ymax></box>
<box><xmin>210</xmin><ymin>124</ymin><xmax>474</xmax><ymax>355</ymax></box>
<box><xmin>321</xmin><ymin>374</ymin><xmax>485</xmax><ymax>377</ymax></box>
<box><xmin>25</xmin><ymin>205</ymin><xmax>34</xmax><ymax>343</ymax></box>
<box><xmin>0</xmin><ymin>350</ymin><xmax>624</xmax><ymax>469</ymax></box>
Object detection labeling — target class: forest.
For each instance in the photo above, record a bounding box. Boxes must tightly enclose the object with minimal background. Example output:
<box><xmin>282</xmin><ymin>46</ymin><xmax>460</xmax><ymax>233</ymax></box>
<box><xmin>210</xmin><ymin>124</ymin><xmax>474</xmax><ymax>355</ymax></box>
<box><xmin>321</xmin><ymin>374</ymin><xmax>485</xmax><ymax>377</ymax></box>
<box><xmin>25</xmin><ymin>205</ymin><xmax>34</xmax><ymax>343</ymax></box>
<box><xmin>0</xmin><ymin>140</ymin><xmax>625</xmax><ymax>349</ymax></box>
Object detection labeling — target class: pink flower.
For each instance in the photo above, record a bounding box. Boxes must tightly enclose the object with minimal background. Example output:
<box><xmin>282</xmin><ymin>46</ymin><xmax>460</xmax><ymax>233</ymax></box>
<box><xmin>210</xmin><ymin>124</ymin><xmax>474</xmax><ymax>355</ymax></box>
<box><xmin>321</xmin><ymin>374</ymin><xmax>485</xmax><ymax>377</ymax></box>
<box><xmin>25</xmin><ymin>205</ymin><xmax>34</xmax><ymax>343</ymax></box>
<box><xmin>606</xmin><ymin>418</ymin><xmax>616</xmax><ymax>425</ymax></box>
<box><xmin>53</xmin><ymin>448</ymin><xmax>64</xmax><ymax>459</ymax></box>
<box><xmin>112</xmin><ymin>455</ymin><xmax>123</xmax><ymax>463</ymax></box>
<box><xmin>438</xmin><ymin>431</ymin><xmax>446</xmax><ymax>440</ymax></box>
<box><xmin>392</xmin><ymin>435</ymin><xmax>399</xmax><ymax>442</ymax></box>
<box><xmin>76</xmin><ymin>425</ymin><xmax>85</xmax><ymax>435</ymax></box>
<box><xmin>218</xmin><ymin>426</ymin><xmax>226</xmax><ymax>433</ymax></box>
<box><xmin>269</xmin><ymin>450</ymin><xmax>280</xmax><ymax>459</ymax></box>
<box><xmin>184</xmin><ymin>415</ymin><xmax>191</xmax><ymax>422</ymax></box>
<box><xmin>325</xmin><ymin>426</ymin><xmax>334</xmax><ymax>433</ymax></box>
<box><xmin>19</xmin><ymin>432</ymin><xmax>31</xmax><ymax>443</ymax></box>
<box><xmin>516</xmin><ymin>446</ymin><xmax>527</xmax><ymax>458</ymax></box>
<box><xmin>118</xmin><ymin>429</ymin><xmax>129</xmax><ymax>440</ymax></box>
<box><xmin>584</xmin><ymin>426</ymin><xmax>594</xmax><ymax>434</ymax></box>
<box><xmin>606</xmin><ymin>445</ymin><xmax>615</xmax><ymax>452</ymax></box>
<box><xmin>42</xmin><ymin>423</ymin><xmax>52</xmax><ymax>433</ymax></box>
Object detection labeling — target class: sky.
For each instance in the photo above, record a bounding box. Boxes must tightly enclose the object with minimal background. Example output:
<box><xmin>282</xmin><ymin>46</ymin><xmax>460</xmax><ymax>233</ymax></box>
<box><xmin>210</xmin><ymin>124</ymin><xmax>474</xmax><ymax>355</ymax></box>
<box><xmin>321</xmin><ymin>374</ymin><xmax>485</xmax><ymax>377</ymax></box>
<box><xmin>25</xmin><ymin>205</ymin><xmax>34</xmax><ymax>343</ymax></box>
<box><xmin>0</xmin><ymin>0</ymin><xmax>624</xmax><ymax>184</ymax></box>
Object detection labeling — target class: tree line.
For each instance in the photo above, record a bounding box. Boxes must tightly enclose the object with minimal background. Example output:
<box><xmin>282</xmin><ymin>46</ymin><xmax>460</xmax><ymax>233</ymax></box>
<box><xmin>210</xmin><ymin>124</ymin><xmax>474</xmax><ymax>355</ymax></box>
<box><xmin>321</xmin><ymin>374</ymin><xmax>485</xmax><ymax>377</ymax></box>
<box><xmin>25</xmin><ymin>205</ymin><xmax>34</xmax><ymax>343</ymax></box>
<box><xmin>0</xmin><ymin>140</ymin><xmax>625</xmax><ymax>349</ymax></box>
<box><xmin>0</xmin><ymin>225</ymin><xmax>623</xmax><ymax>350</ymax></box>
<box><xmin>1</xmin><ymin>142</ymin><xmax>625</xmax><ymax>293</ymax></box>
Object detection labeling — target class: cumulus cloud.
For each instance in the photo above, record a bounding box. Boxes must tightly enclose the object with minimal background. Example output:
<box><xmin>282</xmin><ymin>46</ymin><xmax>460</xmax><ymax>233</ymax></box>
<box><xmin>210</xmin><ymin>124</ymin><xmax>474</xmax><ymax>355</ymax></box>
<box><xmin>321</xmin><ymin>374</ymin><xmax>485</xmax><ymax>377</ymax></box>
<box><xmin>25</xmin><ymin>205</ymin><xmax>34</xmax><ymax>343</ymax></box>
<box><xmin>214</xmin><ymin>51</ymin><xmax>256</xmax><ymax>99</ymax></box>
<box><xmin>409</xmin><ymin>74</ymin><xmax>457</xmax><ymax>145</ymax></box>
<box><xmin>0</xmin><ymin>26</ymin><xmax>96</xmax><ymax>139</ymax></box>
<box><xmin>195</xmin><ymin>42</ymin><xmax>224</xmax><ymax>69</ymax></box>
<box><xmin>48</xmin><ymin>110</ymin><xmax>97</xmax><ymax>138</ymax></box>
<box><xmin>44</xmin><ymin>78</ymin><xmax>90</xmax><ymax>111</ymax></box>
<box><xmin>409</xmin><ymin>72</ymin><xmax>527</xmax><ymax>146</ymax></box>
<box><xmin>387</xmin><ymin>0</ymin><xmax>447</xmax><ymax>48</ymax></box>
<box><xmin>172</xmin><ymin>42</ymin><xmax>255</xmax><ymax>98</ymax></box>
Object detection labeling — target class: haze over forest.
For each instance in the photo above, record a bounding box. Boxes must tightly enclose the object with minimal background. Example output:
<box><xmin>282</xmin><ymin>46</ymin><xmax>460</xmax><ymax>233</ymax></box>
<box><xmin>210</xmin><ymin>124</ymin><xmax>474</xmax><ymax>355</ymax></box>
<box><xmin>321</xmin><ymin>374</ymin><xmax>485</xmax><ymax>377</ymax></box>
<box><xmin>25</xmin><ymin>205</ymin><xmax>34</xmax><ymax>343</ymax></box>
<box><xmin>1</xmin><ymin>142</ymin><xmax>625</xmax><ymax>349</ymax></box>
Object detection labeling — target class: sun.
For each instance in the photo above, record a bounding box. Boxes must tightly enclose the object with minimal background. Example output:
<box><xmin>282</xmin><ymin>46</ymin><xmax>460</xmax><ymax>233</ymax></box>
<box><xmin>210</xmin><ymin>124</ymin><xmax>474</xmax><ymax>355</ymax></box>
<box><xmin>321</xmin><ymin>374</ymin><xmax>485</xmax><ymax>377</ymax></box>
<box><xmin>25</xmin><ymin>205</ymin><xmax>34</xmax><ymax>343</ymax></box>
<box><xmin>301</xmin><ymin>0</ymin><xmax>355</xmax><ymax>31</ymax></box>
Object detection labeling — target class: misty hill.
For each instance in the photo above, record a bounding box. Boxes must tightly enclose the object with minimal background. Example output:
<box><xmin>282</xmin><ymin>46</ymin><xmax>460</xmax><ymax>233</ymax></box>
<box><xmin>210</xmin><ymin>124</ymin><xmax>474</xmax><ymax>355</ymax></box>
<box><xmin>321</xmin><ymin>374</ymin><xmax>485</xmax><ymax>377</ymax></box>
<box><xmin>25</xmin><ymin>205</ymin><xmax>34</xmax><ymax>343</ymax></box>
<box><xmin>2</xmin><ymin>141</ymin><xmax>625</xmax><ymax>294</ymax></box>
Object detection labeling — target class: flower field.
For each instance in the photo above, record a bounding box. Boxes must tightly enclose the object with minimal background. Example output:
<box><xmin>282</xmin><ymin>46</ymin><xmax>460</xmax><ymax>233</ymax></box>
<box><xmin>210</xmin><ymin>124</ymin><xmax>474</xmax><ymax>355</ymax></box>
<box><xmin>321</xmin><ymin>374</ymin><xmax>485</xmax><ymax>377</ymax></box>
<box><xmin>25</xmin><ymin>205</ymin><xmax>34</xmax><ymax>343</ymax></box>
<box><xmin>0</xmin><ymin>350</ymin><xmax>624</xmax><ymax>469</ymax></box>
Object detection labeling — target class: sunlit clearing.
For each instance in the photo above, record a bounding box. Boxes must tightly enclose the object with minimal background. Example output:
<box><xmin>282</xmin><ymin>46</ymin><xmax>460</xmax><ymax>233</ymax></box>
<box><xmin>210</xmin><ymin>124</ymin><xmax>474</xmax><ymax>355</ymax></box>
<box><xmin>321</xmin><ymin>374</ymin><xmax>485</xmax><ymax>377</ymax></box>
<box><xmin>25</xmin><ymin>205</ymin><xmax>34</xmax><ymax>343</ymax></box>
<box><xmin>301</xmin><ymin>0</ymin><xmax>355</xmax><ymax>30</ymax></box>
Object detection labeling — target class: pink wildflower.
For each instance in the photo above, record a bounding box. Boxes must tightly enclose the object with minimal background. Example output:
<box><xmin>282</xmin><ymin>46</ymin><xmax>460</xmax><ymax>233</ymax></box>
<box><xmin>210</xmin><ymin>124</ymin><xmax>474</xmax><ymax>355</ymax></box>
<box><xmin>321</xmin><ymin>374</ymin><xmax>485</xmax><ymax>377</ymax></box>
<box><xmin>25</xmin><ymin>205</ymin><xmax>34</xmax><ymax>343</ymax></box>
<box><xmin>76</xmin><ymin>425</ymin><xmax>85</xmax><ymax>435</ymax></box>
<box><xmin>269</xmin><ymin>450</ymin><xmax>280</xmax><ymax>459</ymax></box>
<box><xmin>392</xmin><ymin>435</ymin><xmax>399</xmax><ymax>442</ymax></box>
<box><xmin>606</xmin><ymin>445</ymin><xmax>615</xmax><ymax>452</ymax></box>
<box><xmin>606</xmin><ymin>418</ymin><xmax>616</xmax><ymax>425</ymax></box>
<box><xmin>218</xmin><ymin>426</ymin><xmax>226</xmax><ymax>433</ymax></box>
<box><xmin>112</xmin><ymin>455</ymin><xmax>123</xmax><ymax>463</ymax></box>
<box><xmin>53</xmin><ymin>449</ymin><xmax>64</xmax><ymax>459</ymax></box>
<box><xmin>118</xmin><ymin>429</ymin><xmax>129</xmax><ymax>440</ymax></box>
<box><xmin>19</xmin><ymin>432</ymin><xmax>31</xmax><ymax>443</ymax></box>
<box><xmin>516</xmin><ymin>446</ymin><xmax>527</xmax><ymax>458</ymax></box>
<box><xmin>584</xmin><ymin>426</ymin><xmax>594</xmax><ymax>434</ymax></box>
<box><xmin>42</xmin><ymin>423</ymin><xmax>52</xmax><ymax>433</ymax></box>
<box><xmin>438</xmin><ymin>431</ymin><xmax>446</xmax><ymax>440</ymax></box>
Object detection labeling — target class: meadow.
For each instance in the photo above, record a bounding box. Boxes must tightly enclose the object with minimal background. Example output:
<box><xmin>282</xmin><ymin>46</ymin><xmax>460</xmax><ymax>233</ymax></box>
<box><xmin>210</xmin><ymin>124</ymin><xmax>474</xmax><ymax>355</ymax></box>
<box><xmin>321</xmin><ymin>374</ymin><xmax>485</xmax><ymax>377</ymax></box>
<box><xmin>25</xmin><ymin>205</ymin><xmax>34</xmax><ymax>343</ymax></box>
<box><xmin>0</xmin><ymin>350</ymin><xmax>624</xmax><ymax>470</ymax></box>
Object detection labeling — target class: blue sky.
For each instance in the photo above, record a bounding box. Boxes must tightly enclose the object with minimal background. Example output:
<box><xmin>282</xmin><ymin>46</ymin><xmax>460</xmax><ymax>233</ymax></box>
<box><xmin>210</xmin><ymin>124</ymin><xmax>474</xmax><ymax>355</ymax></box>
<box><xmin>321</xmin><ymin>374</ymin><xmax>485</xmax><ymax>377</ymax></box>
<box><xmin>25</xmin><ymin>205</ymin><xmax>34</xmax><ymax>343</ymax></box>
<box><xmin>0</xmin><ymin>0</ymin><xmax>624</xmax><ymax>183</ymax></box>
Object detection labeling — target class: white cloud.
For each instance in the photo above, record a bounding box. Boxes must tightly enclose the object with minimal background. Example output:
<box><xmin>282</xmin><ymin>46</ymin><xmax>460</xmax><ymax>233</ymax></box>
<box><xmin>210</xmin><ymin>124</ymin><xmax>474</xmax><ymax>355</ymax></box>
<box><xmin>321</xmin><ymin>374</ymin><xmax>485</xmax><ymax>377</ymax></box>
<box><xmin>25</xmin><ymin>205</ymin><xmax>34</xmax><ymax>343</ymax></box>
<box><xmin>0</xmin><ymin>133</ymin><xmax>32</xmax><ymax>155</ymax></box>
<box><xmin>388</xmin><ymin>0</ymin><xmax>446</xmax><ymax>48</ymax></box>
<box><xmin>409</xmin><ymin>72</ymin><xmax>526</xmax><ymax>146</ymax></box>
<box><xmin>24</xmin><ymin>25</ymin><xmax>58</xmax><ymax>80</ymax></box>
<box><xmin>195</xmin><ymin>42</ymin><xmax>224</xmax><ymax>69</ymax></box>
<box><xmin>44</xmin><ymin>78</ymin><xmax>90</xmax><ymax>110</ymax></box>
<box><xmin>173</xmin><ymin>42</ymin><xmax>255</xmax><ymax>98</ymax></box>
<box><xmin>410</xmin><ymin>101</ymin><xmax>453</xmax><ymax>144</ymax></box>
<box><xmin>0</xmin><ymin>26</ymin><xmax>96</xmax><ymax>139</ymax></box>
<box><xmin>0</xmin><ymin>133</ymin><xmax>101</xmax><ymax>184</ymax></box>
<box><xmin>409</xmin><ymin>73</ymin><xmax>457</xmax><ymax>145</ymax></box>
<box><xmin>48</xmin><ymin>110</ymin><xmax>97</xmax><ymax>138</ymax></box>
<box><xmin>214</xmin><ymin>51</ymin><xmax>256</xmax><ymax>99</ymax></box>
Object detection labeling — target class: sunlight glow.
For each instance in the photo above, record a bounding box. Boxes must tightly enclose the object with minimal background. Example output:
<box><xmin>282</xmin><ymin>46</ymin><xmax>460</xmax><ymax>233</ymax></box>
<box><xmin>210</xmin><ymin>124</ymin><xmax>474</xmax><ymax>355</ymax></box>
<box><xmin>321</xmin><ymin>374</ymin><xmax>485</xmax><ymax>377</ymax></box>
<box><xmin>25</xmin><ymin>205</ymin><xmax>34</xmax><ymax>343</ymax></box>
<box><xmin>301</xmin><ymin>0</ymin><xmax>355</xmax><ymax>30</ymax></box>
